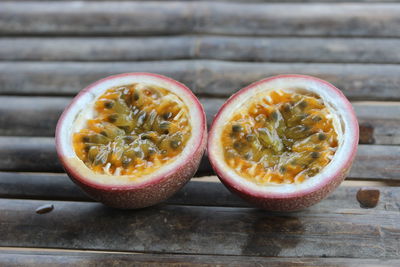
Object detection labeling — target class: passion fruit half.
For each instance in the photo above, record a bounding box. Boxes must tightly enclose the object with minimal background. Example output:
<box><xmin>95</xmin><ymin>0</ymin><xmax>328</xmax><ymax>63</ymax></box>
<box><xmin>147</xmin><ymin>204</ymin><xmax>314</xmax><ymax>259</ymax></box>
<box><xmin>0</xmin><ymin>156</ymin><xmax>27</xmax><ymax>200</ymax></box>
<box><xmin>56</xmin><ymin>73</ymin><xmax>207</xmax><ymax>209</ymax></box>
<box><xmin>208</xmin><ymin>75</ymin><xmax>358</xmax><ymax>211</ymax></box>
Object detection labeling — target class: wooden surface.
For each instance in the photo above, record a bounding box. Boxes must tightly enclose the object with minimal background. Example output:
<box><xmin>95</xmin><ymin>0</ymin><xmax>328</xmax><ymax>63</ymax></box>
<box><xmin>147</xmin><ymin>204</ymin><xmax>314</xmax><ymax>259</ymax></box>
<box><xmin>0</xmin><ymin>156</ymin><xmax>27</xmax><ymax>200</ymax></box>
<box><xmin>1</xmin><ymin>0</ymin><xmax>400</xmax><ymax>266</ymax></box>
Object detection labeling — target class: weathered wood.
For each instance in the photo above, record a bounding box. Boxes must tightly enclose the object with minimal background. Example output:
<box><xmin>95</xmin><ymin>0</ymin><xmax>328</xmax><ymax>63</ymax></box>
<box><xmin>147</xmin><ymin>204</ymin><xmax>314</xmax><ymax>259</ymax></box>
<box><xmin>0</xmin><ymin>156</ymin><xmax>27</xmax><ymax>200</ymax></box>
<box><xmin>1</xmin><ymin>172</ymin><xmax>400</xmax><ymax>212</ymax></box>
<box><xmin>0</xmin><ymin>96</ymin><xmax>398</xmax><ymax>145</ymax></box>
<box><xmin>0</xmin><ymin>198</ymin><xmax>399</xmax><ymax>257</ymax></box>
<box><xmin>0</xmin><ymin>137</ymin><xmax>398</xmax><ymax>179</ymax></box>
<box><xmin>3</xmin><ymin>37</ymin><xmax>400</xmax><ymax>64</ymax></box>
<box><xmin>1</xmin><ymin>250</ymin><xmax>399</xmax><ymax>267</ymax></box>
<box><xmin>8</xmin><ymin>0</ymin><xmax>400</xmax><ymax>2</ymax></box>
<box><xmin>0</xmin><ymin>96</ymin><xmax>67</xmax><ymax>136</ymax></box>
<box><xmin>0</xmin><ymin>137</ymin><xmax>59</xmax><ymax>172</ymax></box>
<box><xmin>3</xmin><ymin>3</ymin><xmax>400</xmax><ymax>37</ymax></box>
<box><xmin>1</xmin><ymin>61</ymin><xmax>400</xmax><ymax>100</ymax></box>
<box><xmin>0</xmin><ymin>37</ymin><xmax>193</xmax><ymax>62</ymax></box>
<box><xmin>353</xmin><ymin>102</ymin><xmax>400</xmax><ymax>145</ymax></box>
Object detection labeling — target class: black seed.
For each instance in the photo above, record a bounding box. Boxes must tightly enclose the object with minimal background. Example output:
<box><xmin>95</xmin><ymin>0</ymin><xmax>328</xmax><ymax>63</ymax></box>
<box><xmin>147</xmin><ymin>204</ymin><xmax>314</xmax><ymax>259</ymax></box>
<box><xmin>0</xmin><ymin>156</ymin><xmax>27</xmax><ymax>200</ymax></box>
<box><xmin>104</xmin><ymin>101</ymin><xmax>114</xmax><ymax>109</ymax></box>
<box><xmin>246</xmin><ymin>134</ymin><xmax>256</xmax><ymax>142</ymax></box>
<box><xmin>159</xmin><ymin>121</ymin><xmax>170</xmax><ymax>130</ymax></box>
<box><xmin>311</xmin><ymin>152</ymin><xmax>320</xmax><ymax>159</ymax></box>
<box><xmin>122</xmin><ymin>158</ymin><xmax>131</xmax><ymax>168</ymax></box>
<box><xmin>170</xmin><ymin>140</ymin><xmax>181</xmax><ymax>149</ymax></box>
<box><xmin>164</xmin><ymin>130</ymin><xmax>169</xmax><ymax>135</ymax></box>
<box><xmin>233</xmin><ymin>141</ymin><xmax>243</xmax><ymax>150</ymax></box>
<box><xmin>282</xmin><ymin>103</ymin><xmax>291</xmax><ymax>112</ymax></box>
<box><xmin>318</xmin><ymin>133</ymin><xmax>327</xmax><ymax>141</ymax></box>
<box><xmin>298</xmin><ymin>100</ymin><xmax>308</xmax><ymax>109</ymax></box>
<box><xmin>123</xmin><ymin>126</ymin><xmax>133</xmax><ymax>133</ymax></box>
<box><xmin>124</xmin><ymin>136</ymin><xmax>135</xmax><ymax>143</ymax></box>
<box><xmin>84</xmin><ymin>145</ymin><xmax>91</xmax><ymax>153</ymax></box>
<box><xmin>232</xmin><ymin>124</ymin><xmax>242</xmax><ymax>133</ymax></box>
<box><xmin>312</xmin><ymin>116</ymin><xmax>322</xmax><ymax>122</ymax></box>
<box><xmin>141</xmin><ymin>134</ymin><xmax>151</xmax><ymax>140</ymax></box>
<box><xmin>100</xmin><ymin>131</ymin><xmax>108</xmax><ymax>137</ymax></box>
<box><xmin>82</xmin><ymin>136</ymin><xmax>90</xmax><ymax>142</ymax></box>
<box><xmin>270</xmin><ymin>111</ymin><xmax>278</xmax><ymax>121</ymax></box>
<box><xmin>279</xmin><ymin>166</ymin><xmax>286</xmax><ymax>173</ymax></box>
<box><xmin>162</xmin><ymin>112</ymin><xmax>173</xmax><ymax>120</ymax></box>
<box><xmin>299</xmin><ymin>113</ymin><xmax>308</xmax><ymax>120</ymax></box>
<box><xmin>108</xmin><ymin>114</ymin><xmax>118</xmax><ymax>123</ymax></box>
<box><xmin>133</xmin><ymin>92</ymin><xmax>139</xmax><ymax>101</ymax></box>
<box><xmin>36</xmin><ymin>204</ymin><xmax>54</xmax><ymax>214</ymax></box>
<box><xmin>169</xmin><ymin>140</ymin><xmax>181</xmax><ymax>149</ymax></box>
<box><xmin>135</xmin><ymin>150</ymin><xmax>144</xmax><ymax>158</ymax></box>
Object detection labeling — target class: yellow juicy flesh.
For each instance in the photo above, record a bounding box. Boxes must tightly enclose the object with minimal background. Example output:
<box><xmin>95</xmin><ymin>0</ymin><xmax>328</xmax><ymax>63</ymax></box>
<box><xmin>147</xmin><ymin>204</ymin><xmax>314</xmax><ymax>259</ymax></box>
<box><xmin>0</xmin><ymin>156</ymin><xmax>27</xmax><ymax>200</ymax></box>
<box><xmin>221</xmin><ymin>90</ymin><xmax>338</xmax><ymax>185</ymax></box>
<box><xmin>73</xmin><ymin>83</ymin><xmax>192</xmax><ymax>176</ymax></box>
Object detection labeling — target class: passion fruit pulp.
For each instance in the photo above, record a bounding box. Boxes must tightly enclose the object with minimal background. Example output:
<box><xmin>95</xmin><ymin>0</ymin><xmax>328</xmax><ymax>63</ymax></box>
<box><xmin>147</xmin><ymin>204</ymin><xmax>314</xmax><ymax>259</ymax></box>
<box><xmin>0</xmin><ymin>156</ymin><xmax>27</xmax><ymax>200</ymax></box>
<box><xmin>56</xmin><ymin>73</ymin><xmax>207</xmax><ymax>209</ymax></box>
<box><xmin>208</xmin><ymin>75</ymin><xmax>359</xmax><ymax>211</ymax></box>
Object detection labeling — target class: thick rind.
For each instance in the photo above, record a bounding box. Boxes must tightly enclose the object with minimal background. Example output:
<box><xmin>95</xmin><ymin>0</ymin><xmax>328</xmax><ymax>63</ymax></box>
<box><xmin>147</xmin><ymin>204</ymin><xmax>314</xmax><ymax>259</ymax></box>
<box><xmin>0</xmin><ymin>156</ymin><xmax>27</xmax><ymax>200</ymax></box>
<box><xmin>56</xmin><ymin>73</ymin><xmax>207</xmax><ymax>209</ymax></box>
<box><xmin>208</xmin><ymin>74</ymin><xmax>359</xmax><ymax>211</ymax></box>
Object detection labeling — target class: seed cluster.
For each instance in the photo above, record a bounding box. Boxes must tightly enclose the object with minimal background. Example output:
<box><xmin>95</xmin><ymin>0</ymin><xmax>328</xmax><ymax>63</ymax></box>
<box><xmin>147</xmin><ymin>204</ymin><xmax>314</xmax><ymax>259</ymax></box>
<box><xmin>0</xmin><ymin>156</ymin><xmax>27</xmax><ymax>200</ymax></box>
<box><xmin>73</xmin><ymin>84</ymin><xmax>191</xmax><ymax>176</ymax></box>
<box><xmin>222</xmin><ymin>90</ymin><xmax>338</xmax><ymax>185</ymax></box>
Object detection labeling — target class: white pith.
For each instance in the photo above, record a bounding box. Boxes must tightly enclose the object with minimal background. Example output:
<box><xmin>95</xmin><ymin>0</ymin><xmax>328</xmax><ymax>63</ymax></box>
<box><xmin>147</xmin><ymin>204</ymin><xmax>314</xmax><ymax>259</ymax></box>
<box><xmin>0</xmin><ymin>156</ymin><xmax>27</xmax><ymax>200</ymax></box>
<box><xmin>209</xmin><ymin>76</ymin><xmax>357</xmax><ymax>195</ymax></box>
<box><xmin>58</xmin><ymin>74</ymin><xmax>203</xmax><ymax>186</ymax></box>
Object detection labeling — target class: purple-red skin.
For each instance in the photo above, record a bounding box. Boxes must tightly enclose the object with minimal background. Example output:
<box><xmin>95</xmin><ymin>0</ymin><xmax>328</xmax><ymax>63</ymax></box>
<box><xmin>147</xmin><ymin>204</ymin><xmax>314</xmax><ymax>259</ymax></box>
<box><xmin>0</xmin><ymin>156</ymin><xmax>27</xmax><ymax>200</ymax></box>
<box><xmin>56</xmin><ymin>73</ymin><xmax>207</xmax><ymax>209</ymax></box>
<box><xmin>208</xmin><ymin>74</ymin><xmax>359</xmax><ymax>211</ymax></box>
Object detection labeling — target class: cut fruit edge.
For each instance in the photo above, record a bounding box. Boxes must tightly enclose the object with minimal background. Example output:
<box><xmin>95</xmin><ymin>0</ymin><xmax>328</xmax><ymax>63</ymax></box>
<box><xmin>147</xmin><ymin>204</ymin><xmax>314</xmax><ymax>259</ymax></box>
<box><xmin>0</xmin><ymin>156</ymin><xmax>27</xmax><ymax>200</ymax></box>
<box><xmin>208</xmin><ymin>74</ymin><xmax>359</xmax><ymax>199</ymax></box>
<box><xmin>56</xmin><ymin>72</ymin><xmax>207</xmax><ymax>190</ymax></box>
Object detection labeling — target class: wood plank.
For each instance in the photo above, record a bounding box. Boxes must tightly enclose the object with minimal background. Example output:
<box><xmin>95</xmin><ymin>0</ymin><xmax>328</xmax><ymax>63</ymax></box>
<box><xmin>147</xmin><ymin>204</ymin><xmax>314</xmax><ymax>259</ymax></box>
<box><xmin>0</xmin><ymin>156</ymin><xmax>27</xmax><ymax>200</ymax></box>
<box><xmin>1</xmin><ymin>250</ymin><xmax>400</xmax><ymax>267</ymax></box>
<box><xmin>1</xmin><ymin>172</ymin><xmax>400</xmax><ymax>212</ymax></box>
<box><xmin>0</xmin><ymin>96</ymin><xmax>68</xmax><ymax>136</ymax></box>
<box><xmin>8</xmin><ymin>0</ymin><xmax>400</xmax><ymax>2</ymax></box>
<box><xmin>2</xmin><ymin>37</ymin><xmax>400</xmax><ymax>64</ymax></box>
<box><xmin>3</xmin><ymin>3</ymin><xmax>400</xmax><ymax>37</ymax></box>
<box><xmin>0</xmin><ymin>198</ymin><xmax>399</xmax><ymax>257</ymax></box>
<box><xmin>354</xmin><ymin>102</ymin><xmax>400</xmax><ymax>145</ymax></box>
<box><xmin>0</xmin><ymin>96</ymin><xmax>398</xmax><ymax>146</ymax></box>
<box><xmin>1</xmin><ymin>61</ymin><xmax>400</xmax><ymax>100</ymax></box>
<box><xmin>0</xmin><ymin>137</ymin><xmax>398</xmax><ymax>180</ymax></box>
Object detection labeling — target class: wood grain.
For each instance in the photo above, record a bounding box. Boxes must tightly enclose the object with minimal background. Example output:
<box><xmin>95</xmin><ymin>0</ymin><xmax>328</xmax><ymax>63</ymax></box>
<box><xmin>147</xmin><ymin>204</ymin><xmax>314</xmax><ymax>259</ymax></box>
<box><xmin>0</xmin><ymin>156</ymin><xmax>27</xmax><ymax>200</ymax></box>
<box><xmin>8</xmin><ymin>0</ymin><xmax>400</xmax><ymax>2</ymax></box>
<box><xmin>0</xmin><ymin>137</ymin><xmax>398</xmax><ymax>179</ymax></box>
<box><xmin>1</xmin><ymin>250</ymin><xmax>399</xmax><ymax>267</ymax></box>
<box><xmin>0</xmin><ymin>197</ymin><xmax>399</xmax><ymax>257</ymax></box>
<box><xmin>1</xmin><ymin>61</ymin><xmax>400</xmax><ymax>100</ymax></box>
<box><xmin>0</xmin><ymin>96</ymin><xmax>398</xmax><ymax>145</ymax></box>
<box><xmin>3</xmin><ymin>2</ymin><xmax>400</xmax><ymax>37</ymax></box>
<box><xmin>2</xmin><ymin>37</ymin><xmax>400</xmax><ymax>64</ymax></box>
<box><xmin>1</xmin><ymin>172</ymin><xmax>400</xmax><ymax>212</ymax></box>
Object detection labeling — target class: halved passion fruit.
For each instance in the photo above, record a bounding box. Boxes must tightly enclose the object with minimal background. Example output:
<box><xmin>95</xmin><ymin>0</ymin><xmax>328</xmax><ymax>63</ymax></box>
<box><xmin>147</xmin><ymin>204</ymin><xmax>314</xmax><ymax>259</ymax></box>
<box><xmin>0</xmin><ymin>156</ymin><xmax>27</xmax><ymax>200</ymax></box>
<box><xmin>56</xmin><ymin>73</ymin><xmax>207</xmax><ymax>209</ymax></box>
<box><xmin>208</xmin><ymin>75</ymin><xmax>358</xmax><ymax>211</ymax></box>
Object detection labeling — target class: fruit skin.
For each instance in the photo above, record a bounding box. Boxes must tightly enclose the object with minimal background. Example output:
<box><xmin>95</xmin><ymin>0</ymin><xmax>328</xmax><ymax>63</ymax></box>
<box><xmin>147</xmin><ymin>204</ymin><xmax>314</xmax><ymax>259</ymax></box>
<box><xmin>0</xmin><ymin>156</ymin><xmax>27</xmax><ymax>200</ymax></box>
<box><xmin>56</xmin><ymin>73</ymin><xmax>207</xmax><ymax>209</ymax></box>
<box><xmin>208</xmin><ymin>74</ymin><xmax>359</xmax><ymax>211</ymax></box>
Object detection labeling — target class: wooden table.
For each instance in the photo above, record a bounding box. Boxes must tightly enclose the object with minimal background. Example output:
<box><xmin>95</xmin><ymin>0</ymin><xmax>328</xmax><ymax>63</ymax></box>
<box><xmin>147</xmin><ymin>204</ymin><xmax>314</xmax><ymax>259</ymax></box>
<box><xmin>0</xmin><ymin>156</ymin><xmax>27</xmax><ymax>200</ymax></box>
<box><xmin>1</xmin><ymin>1</ymin><xmax>400</xmax><ymax>266</ymax></box>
